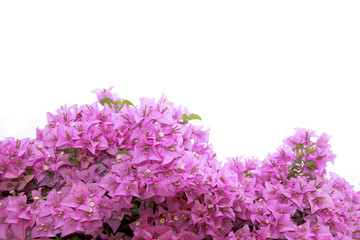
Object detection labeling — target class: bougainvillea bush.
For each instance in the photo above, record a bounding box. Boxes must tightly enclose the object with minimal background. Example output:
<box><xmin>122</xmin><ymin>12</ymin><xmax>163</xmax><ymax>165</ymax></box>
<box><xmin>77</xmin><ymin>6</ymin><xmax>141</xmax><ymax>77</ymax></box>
<box><xmin>0</xmin><ymin>88</ymin><xmax>359</xmax><ymax>240</ymax></box>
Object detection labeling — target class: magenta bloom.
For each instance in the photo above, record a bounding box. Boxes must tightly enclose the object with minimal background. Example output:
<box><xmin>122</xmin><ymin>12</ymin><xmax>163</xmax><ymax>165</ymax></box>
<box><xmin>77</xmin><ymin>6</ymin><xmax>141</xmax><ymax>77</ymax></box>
<box><xmin>133</xmin><ymin>226</ymin><xmax>174</xmax><ymax>240</ymax></box>
<box><xmin>1</xmin><ymin>88</ymin><xmax>359</xmax><ymax>239</ymax></box>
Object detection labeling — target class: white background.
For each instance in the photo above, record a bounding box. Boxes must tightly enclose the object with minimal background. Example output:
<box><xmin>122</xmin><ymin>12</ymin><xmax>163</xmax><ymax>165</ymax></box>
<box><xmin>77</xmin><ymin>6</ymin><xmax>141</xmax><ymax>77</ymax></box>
<box><xmin>0</xmin><ymin>1</ymin><xmax>359</xmax><ymax>190</ymax></box>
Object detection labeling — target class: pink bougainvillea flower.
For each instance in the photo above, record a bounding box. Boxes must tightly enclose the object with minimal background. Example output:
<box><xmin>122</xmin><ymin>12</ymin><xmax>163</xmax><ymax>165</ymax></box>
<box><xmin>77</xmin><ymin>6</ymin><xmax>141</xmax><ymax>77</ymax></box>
<box><xmin>284</xmin><ymin>222</ymin><xmax>315</xmax><ymax>240</ymax></box>
<box><xmin>1</xmin><ymin>88</ymin><xmax>360</xmax><ymax>239</ymax></box>
<box><xmin>133</xmin><ymin>225</ymin><xmax>174</xmax><ymax>240</ymax></box>
<box><xmin>284</xmin><ymin>127</ymin><xmax>317</xmax><ymax>148</ymax></box>
<box><xmin>92</xmin><ymin>86</ymin><xmax>115</xmax><ymax>102</ymax></box>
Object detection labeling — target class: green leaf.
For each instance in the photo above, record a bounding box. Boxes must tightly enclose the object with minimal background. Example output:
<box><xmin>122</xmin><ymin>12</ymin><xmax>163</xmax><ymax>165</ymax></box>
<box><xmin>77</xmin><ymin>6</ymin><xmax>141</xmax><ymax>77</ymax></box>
<box><xmin>243</xmin><ymin>170</ymin><xmax>253</xmax><ymax>177</ymax></box>
<box><xmin>149</xmin><ymin>201</ymin><xmax>155</xmax><ymax>211</ymax></box>
<box><xmin>114</xmin><ymin>100</ymin><xmax>123</xmax><ymax>106</ymax></box>
<box><xmin>182</xmin><ymin>113</ymin><xmax>202</xmax><ymax>123</ymax></box>
<box><xmin>131</xmin><ymin>204</ymin><xmax>139</xmax><ymax>216</ymax></box>
<box><xmin>115</xmin><ymin>150</ymin><xmax>131</xmax><ymax>157</ymax></box>
<box><xmin>182</xmin><ymin>114</ymin><xmax>188</xmax><ymax>123</ymax></box>
<box><xmin>306</xmin><ymin>160</ymin><xmax>316</xmax><ymax>171</ymax></box>
<box><xmin>100</xmin><ymin>98</ymin><xmax>114</xmax><ymax>107</ymax></box>
<box><xmin>69</xmin><ymin>158</ymin><xmax>79</xmax><ymax>165</ymax></box>
<box><xmin>187</xmin><ymin>113</ymin><xmax>202</xmax><ymax>121</ymax></box>
<box><xmin>295</xmin><ymin>143</ymin><xmax>305</xmax><ymax>150</ymax></box>
<box><xmin>25</xmin><ymin>166</ymin><xmax>34</xmax><ymax>175</ymax></box>
<box><xmin>291</xmin><ymin>162</ymin><xmax>300</xmax><ymax>170</ymax></box>
<box><xmin>122</xmin><ymin>99</ymin><xmax>134</xmax><ymax>107</ymax></box>
<box><xmin>296</xmin><ymin>152</ymin><xmax>305</xmax><ymax>160</ymax></box>
<box><xmin>68</xmin><ymin>237</ymin><xmax>79</xmax><ymax>240</ymax></box>
<box><xmin>310</xmin><ymin>148</ymin><xmax>316</xmax><ymax>154</ymax></box>
<box><xmin>303</xmin><ymin>172</ymin><xmax>314</xmax><ymax>180</ymax></box>
<box><xmin>56</xmin><ymin>147</ymin><xmax>74</xmax><ymax>153</ymax></box>
<box><xmin>114</xmin><ymin>100</ymin><xmax>123</xmax><ymax>110</ymax></box>
<box><xmin>95</xmin><ymin>159</ymin><xmax>103</xmax><ymax>164</ymax></box>
<box><xmin>287</xmin><ymin>171</ymin><xmax>297</xmax><ymax>180</ymax></box>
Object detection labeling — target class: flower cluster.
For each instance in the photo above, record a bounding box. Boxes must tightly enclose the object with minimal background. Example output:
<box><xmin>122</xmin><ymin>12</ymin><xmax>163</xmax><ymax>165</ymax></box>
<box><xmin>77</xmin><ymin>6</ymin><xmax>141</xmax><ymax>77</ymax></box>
<box><xmin>0</xmin><ymin>87</ymin><xmax>359</xmax><ymax>239</ymax></box>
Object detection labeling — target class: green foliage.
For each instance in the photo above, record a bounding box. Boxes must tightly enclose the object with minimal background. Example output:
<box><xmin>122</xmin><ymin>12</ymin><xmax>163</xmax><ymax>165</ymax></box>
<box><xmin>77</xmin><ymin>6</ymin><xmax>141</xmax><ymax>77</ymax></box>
<box><xmin>25</xmin><ymin>166</ymin><xmax>34</xmax><ymax>175</ymax></box>
<box><xmin>115</xmin><ymin>150</ymin><xmax>131</xmax><ymax>157</ymax></box>
<box><xmin>100</xmin><ymin>98</ymin><xmax>134</xmax><ymax>110</ymax></box>
<box><xmin>182</xmin><ymin>113</ymin><xmax>202</xmax><ymax>124</ymax></box>
<box><xmin>296</xmin><ymin>152</ymin><xmax>305</xmax><ymax>160</ymax></box>
<box><xmin>100</xmin><ymin>98</ymin><xmax>114</xmax><ymax>108</ymax></box>
<box><xmin>306</xmin><ymin>160</ymin><xmax>316</xmax><ymax>171</ymax></box>
<box><xmin>288</xmin><ymin>142</ymin><xmax>317</xmax><ymax>180</ymax></box>
<box><xmin>131</xmin><ymin>204</ymin><xmax>139</xmax><ymax>216</ymax></box>
<box><xmin>243</xmin><ymin>170</ymin><xmax>253</xmax><ymax>177</ymax></box>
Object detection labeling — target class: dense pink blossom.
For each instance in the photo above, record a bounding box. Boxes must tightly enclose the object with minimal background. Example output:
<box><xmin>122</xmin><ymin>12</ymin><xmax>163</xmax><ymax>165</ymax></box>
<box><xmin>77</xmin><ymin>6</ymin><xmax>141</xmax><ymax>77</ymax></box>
<box><xmin>0</xmin><ymin>88</ymin><xmax>359</xmax><ymax>239</ymax></box>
